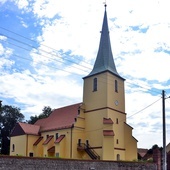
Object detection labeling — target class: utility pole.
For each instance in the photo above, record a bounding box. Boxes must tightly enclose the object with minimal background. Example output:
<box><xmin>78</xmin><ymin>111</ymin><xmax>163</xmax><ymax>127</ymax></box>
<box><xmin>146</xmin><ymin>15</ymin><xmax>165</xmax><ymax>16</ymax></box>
<box><xmin>162</xmin><ymin>90</ymin><xmax>166</xmax><ymax>170</ymax></box>
<box><xmin>0</xmin><ymin>100</ymin><xmax>2</xmax><ymax>154</ymax></box>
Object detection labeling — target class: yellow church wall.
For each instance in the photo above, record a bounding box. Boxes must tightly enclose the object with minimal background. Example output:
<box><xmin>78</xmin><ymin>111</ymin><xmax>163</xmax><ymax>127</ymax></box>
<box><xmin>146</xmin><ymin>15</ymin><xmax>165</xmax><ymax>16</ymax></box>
<box><xmin>106</xmin><ymin>72</ymin><xmax>125</xmax><ymax>113</ymax></box>
<box><xmin>83</xmin><ymin>73</ymin><xmax>125</xmax><ymax>112</ymax></box>
<box><xmin>27</xmin><ymin>135</ymin><xmax>39</xmax><ymax>157</ymax></box>
<box><xmin>124</xmin><ymin>123</ymin><xmax>137</xmax><ymax>161</ymax></box>
<box><xmin>33</xmin><ymin>138</ymin><xmax>43</xmax><ymax>157</ymax></box>
<box><xmin>114</xmin><ymin>149</ymin><xmax>125</xmax><ymax>160</ymax></box>
<box><xmin>55</xmin><ymin>136</ymin><xmax>66</xmax><ymax>158</ymax></box>
<box><xmin>41</xmin><ymin>128</ymin><xmax>75</xmax><ymax>158</ymax></box>
<box><xmin>102</xmin><ymin>136</ymin><xmax>114</xmax><ymax>160</ymax></box>
<box><xmin>108</xmin><ymin>111</ymin><xmax>126</xmax><ymax>148</ymax></box>
<box><xmin>74</xmin><ymin>108</ymin><xmax>85</xmax><ymax>129</ymax></box>
<box><xmin>84</xmin><ymin>110</ymin><xmax>107</xmax><ymax>159</ymax></box>
<box><xmin>72</xmin><ymin>128</ymin><xmax>86</xmax><ymax>159</ymax></box>
<box><xmin>85</xmin><ymin>110</ymin><xmax>107</xmax><ymax>145</ymax></box>
<box><xmin>83</xmin><ymin>75</ymin><xmax>107</xmax><ymax>111</ymax></box>
<box><xmin>41</xmin><ymin>131</ymin><xmax>55</xmax><ymax>157</ymax></box>
<box><xmin>75</xmin><ymin>117</ymin><xmax>85</xmax><ymax>129</ymax></box>
<box><xmin>10</xmin><ymin>135</ymin><xmax>27</xmax><ymax>156</ymax></box>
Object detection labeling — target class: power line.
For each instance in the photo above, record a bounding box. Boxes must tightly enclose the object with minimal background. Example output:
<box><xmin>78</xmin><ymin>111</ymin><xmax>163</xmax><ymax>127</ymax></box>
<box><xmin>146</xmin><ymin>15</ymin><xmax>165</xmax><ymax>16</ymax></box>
<box><xmin>0</xmin><ymin>27</ymin><xmax>92</xmax><ymax>69</ymax></box>
<box><xmin>73</xmin><ymin>97</ymin><xmax>162</xmax><ymax>134</ymax></box>
<box><xmin>127</xmin><ymin>97</ymin><xmax>162</xmax><ymax>119</ymax></box>
<box><xmin>0</xmin><ymin>27</ymin><xmax>164</xmax><ymax>96</ymax></box>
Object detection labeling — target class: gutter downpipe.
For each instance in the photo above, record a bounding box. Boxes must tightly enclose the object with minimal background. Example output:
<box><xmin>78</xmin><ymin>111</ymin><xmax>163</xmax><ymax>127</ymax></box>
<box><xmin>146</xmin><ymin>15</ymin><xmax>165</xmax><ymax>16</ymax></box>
<box><xmin>70</xmin><ymin>125</ymin><xmax>73</xmax><ymax>158</ymax></box>
<box><xmin>26</xmin><ymin>134</ymin><xmax>28</xmax><ymax>156</ymax></box>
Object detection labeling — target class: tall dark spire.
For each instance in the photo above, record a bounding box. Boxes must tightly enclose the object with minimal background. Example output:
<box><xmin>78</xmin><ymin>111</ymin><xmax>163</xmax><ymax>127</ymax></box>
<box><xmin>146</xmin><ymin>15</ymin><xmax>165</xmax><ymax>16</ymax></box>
<box><xmin>85</xmin><ymin>5</ymin><xmax>123</xmax><ymax>79</ymax></box>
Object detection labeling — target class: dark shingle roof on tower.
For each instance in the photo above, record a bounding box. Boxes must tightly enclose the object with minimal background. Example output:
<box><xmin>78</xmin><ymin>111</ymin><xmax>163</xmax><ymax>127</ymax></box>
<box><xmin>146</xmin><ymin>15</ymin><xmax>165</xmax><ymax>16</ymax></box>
<box><xmin>85</xmin><ymin>5</ymin><xmax>124</xmax><ymax>80</ymax></box>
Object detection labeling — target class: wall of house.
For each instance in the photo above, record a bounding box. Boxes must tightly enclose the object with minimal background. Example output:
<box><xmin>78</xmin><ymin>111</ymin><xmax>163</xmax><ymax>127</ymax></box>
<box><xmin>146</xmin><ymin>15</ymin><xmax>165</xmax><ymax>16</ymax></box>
<box><xmin>83</xmin><ymin>74</ymin><xmax>107</xmax><ymax>111</ymax></box>
<box><xmin>41</xmin><ymin>128</ymin><xmax>79</xmax><ymax>158</ymax></box>
<box><xmin>33</xmin><ymin>140</ymin><xmax>43</xmax><ymax>157</ymax></box>
<box><xmin>85</xmin><ymin>109</ymin><xmax>106</xmax><ymax>159</ymax></box>
<box><xmin>72</xmin><ymin>108</ymin><xmax>86</xmax><ymax>159</ymax></box>
<box><xmin>0</xmin><ymin>156</ymin><xmax>157</xmax><ymax>170</ymax></box>
<box><xmin>83</xmin><ymin>72</ymin><xmax>137</xmax><ymax>161</ymax></box>
<box><xmin>106</xmin><ymin>73</ymin><xmax>125</xmax><ymax>113</ymax></box>
<box><xmin>108</xmin><ymin>109</ymin><xmax>126</xmax><ymax>148</ymax></box>
<box><xmin>55</xmin><ymin>136</ymin><xmax>66</xmax><ymax>158</ymax></box>
<box><xmin>10</xmin><ymin>135</ymin><xmax>27</xmax><ymax>156</ymax></box>
<box><xmin>27</xmin><ymin>135</ymin><xmax>40</xmax><ymax>157</ymax></box>
<box><xmin>124</xmin><ymin>123</ymin><xmax>138</xmax><ymax>161</ymax></box>
<box><xmin>102</xmin><ymin>136</ymin><xmax>114</xmax><ymax>160</ymax></box>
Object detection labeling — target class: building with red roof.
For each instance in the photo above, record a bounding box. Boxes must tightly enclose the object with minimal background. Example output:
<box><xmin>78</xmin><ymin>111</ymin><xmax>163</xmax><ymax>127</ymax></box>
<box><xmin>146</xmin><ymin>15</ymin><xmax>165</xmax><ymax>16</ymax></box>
<box><xmin>10</xmin><ymin>5</ymin><xmax>137</xmax><ymax>161</ymax></box>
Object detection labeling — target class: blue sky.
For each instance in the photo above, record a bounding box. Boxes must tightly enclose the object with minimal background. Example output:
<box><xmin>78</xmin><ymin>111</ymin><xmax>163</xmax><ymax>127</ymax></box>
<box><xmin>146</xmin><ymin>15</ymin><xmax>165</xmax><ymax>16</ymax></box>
<box><xmin>0</xmin><ymin>0</ymin><xmax>170</xmax><ymax>149</ymax></box>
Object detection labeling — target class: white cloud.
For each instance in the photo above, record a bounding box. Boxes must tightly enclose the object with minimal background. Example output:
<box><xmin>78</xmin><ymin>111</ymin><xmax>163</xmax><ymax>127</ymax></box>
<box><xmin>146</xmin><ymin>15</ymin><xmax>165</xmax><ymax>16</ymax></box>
<box><xmin>0</xmin><ymin>35</ymin><xmax>7</xmax><ymax>41</ymax></box>
<box><xmin>13</xmin><ymin>0</ymin><xmax>29</xmax><ymax>9</ymax></box>
<box><xmin>0</xmin><ymin>43</ymin><xmax>14</xmax><ymax>70</ymax></box>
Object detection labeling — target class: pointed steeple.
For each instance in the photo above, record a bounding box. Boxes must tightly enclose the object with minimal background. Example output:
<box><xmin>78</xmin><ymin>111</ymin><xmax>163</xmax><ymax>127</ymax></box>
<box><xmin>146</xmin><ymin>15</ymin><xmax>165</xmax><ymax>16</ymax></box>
<box><xmin>85</xmin><ymin>5</ymin><xmax>124</xmax><ymax>80</ymax></box>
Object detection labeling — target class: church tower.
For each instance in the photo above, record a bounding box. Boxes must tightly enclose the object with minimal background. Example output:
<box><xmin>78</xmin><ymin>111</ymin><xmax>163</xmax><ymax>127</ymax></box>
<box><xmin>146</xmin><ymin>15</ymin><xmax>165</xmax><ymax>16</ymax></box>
<box><xmin>83</xmin><ymin>5</ymin><xmax>137</xmax><ymax>161</ymax></box>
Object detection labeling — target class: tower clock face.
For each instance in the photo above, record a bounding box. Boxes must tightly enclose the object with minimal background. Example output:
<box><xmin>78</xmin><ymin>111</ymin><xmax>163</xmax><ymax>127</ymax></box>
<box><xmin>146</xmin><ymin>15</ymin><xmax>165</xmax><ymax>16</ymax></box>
<box><xmin>115</xmin><ymin>100</ymin><xmax>118</xmax><ymax>106</ymax></box>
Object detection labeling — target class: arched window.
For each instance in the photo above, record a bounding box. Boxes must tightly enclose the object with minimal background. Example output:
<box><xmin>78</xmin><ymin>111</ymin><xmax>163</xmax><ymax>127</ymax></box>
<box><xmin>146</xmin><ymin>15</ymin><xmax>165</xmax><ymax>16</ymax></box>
<box><xmin>117</xmin><ymin>154</ymin><xmax>120</xmax><ymax>161</ymax></box>
<box><xmin>116</xmin><ymin>139</ymin><xmax>119</xmax><ymax>144</ymax></box>
<box><xmin>12</xmin><ymin>144</ymin><xmax>15</xmax><ymax>152</ymax></box>
<box><xmin>115</xmin><ymin>80</ymin><xmax>118</xmax><ymax>92</ymax></box>
<box><xmin>116</xmin><ymin>118</ymin><xmax>119</xmax><ymax>124</ymax></box>
<box><xmin>93</xmin><ymin>78</ymin><xmax>97</xmax><ymax>91</ymax></box>
<box><xmin>56</xmin><ymin>133</ymin><xmax>58</xmax><ymax>140</ymax></box>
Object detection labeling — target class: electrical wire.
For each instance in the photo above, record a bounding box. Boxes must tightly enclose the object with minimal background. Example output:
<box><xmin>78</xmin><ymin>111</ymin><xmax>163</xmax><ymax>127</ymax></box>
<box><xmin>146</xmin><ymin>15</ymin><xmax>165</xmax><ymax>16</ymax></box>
<box><xmin>126</xmin><ymin>97</ymin><xmax>162</xmax><ymax>119</ymax></box>
<box><xmin>72</xmin><ymin>97</ymin><xmax>162</xmax><ymax>133</ymax></box>
<box><xmin>0</xmin><ymin>27</ymin><xmax>164</xmax><ymax>95</ymax></box>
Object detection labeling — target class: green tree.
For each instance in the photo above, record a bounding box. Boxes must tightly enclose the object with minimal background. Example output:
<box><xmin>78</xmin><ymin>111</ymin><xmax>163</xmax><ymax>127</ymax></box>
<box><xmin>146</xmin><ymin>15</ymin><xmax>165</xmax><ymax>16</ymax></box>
<box><xmin>27</xmin><ymin>106</ymin><xmax>53</xmax><ymax>124</ymax></box>
<box><xmin>0</xmin><ymin>105</ymin><xmax>24</xmax><ymax>155</ymax></box>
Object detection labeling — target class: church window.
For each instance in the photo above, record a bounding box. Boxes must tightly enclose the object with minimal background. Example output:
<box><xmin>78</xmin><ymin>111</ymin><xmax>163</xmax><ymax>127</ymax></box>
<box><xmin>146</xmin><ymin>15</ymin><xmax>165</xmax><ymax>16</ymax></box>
<box><xmin>56</xmin><ymin>133</ymin><xmax>58</xmax><ymax>140</ymax></box>
<box><xmin>116</xmin><ymin>139</ymin><xmax>119</xmax><ymax>144</ymax></box>
<box><xmin>93</xmin><ymin>78</ymin><xmax>97</xmax><ymax>91</ymax></box>
<box><xmin>116</xmin><ymin>118</ymin><xmax>119</xmax><ymax>124</ymax></box>
<box><xmin>78</xmin><ymin>139</ymin><xmax>81</xmax><ymax>146</ymax></box>
<box><xmin>12</xmin><ymin>144</ymin><xmax>15</xmax><ymax>152</ymax></box>
<box><xmin>115</xmin><ymin>80</ymin><xmax>118</xmax><ymax>92</ymax></box>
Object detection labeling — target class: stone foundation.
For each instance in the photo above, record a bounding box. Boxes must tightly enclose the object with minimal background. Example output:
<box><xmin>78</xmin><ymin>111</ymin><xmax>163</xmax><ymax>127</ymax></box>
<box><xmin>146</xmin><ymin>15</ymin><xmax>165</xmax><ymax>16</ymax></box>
<box><xmin>0</xmin><ymin>156</ymin><xmax>157</xmax><ymax>170</ymax></box>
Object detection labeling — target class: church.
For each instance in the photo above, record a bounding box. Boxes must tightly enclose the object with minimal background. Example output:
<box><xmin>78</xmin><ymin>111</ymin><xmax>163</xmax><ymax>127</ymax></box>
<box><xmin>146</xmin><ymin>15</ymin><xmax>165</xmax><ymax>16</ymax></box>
<box><xmin>10</xmin><ymin>5</ymin><xmax>137</xmax><ymax>161</ymax></box>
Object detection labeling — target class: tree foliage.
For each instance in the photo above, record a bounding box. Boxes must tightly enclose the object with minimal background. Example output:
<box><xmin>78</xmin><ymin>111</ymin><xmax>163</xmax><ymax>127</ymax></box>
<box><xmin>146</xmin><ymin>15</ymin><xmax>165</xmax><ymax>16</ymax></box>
<box><xmin>27</xmin><ymin>106</ymin><xmax>53</xmax><ymax>124</ymax></box>
<box><xmin>0</xmin><ymin>105</ymin><xmax>24</xmax><ymax>155</ymax></box>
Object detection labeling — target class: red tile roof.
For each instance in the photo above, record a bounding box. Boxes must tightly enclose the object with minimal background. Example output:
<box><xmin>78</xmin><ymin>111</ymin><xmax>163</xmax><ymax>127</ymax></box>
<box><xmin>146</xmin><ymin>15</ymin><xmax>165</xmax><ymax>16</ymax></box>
<box><xmin>103</xmin><ymin>130</ymin><xmax>114</xmax><ymax>136</ymax></box>
<box><xmin>43</xmin><ymin>135</ymin><xmax>54</xmax><ymax>145</ymax></box>
<box><xmin>55</xmin><ymin>135</ymin><xmax>65</xmax><ymax>143</ymax></box>
<box><xmin>34</xmin><ymin>103</ymin><xmax>81</xmax><ymax>132</ymax></box>
<box><xmin>19</xmin><ymin>122</ymin><xmax>40</xmax><ymax>135</ymax></box>
<box><xmin>33</xmin><ymin>136</ymin><xmax>43</xmax><ymax>146</ymax></box>
<box><xmin>138</xmin><ymin>148</ymin><xmax>148</xmax><ymax>157</ymax></box>
<box><xmin>103</xmin><ymin>118</ymin><xmax>113</xmax><ymax>124</ymax></box>
<box><xmin>11</xmin><ymin>122</ymin><xmax>40</xmax><ymax>136</ymax></box>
